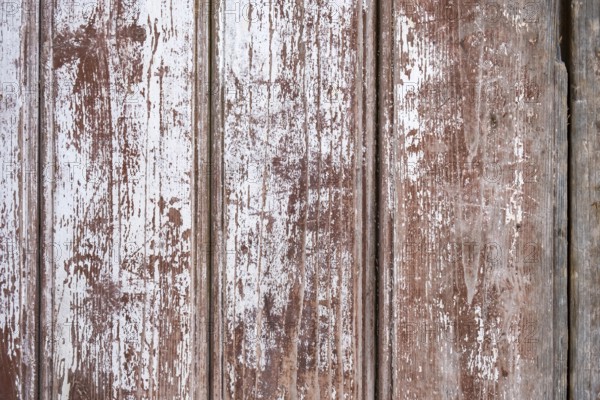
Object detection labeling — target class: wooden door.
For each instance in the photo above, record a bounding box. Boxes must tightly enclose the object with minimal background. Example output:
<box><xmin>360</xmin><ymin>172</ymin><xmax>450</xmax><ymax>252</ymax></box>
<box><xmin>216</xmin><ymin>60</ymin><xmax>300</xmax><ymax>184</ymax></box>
<box><xmin>0</xmin><ymin>0</ymin><xmax>596</xmax><ymax>398</ymax></box>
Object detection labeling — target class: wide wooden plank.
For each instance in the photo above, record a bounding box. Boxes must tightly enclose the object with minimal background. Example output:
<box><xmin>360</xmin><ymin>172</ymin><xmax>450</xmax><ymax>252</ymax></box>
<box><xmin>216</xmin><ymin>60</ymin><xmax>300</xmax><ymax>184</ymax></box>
<box><xmin>378</xmin><ymin>0</ymin><xmax>567</xmax><ymax>398</ymax></box>
<box><xmin>40</xmin><ymin>0</ymin><xmax>205</xmax><ymax>397</ymax></box>
<box><xmin>569</xmin><ymin>0</ymin><xmax>600</xmax><ymax>398</ymax></box>
<box><xmin>0</xmin><ymin>0</ymin><xmax>39</xmax><ymax>398</ymax></box>
<box><xmin>211</xmin><ymin>0</ymin><xmax>376</xmax><ymax>398</ymax></box>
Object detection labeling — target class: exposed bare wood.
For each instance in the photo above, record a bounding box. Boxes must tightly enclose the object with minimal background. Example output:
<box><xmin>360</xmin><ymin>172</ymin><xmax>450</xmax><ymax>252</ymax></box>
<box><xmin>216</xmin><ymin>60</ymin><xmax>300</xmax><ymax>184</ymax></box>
<box><xmin>569</xmin><ymin>0</ymin><xmax>600</xmax><ymax>398</ymax></box>
<box><xmin>211</xmin><ymin>0</ymin><xmax>376</xmax><ymax>398</ymax></box>
<box><xmin>378</xmin><ymin>0</ymin><xmax>567</xmax><ymax>398</ymax></box>
<box><xmin>0</xmin><ymin>1</ymin><xmax>39</xmax><ymax>398</ymax></box>
<box><xmin>40</xmin><ymin>0</ymin><xmax>203</xmax><ymax>397</ymax></box>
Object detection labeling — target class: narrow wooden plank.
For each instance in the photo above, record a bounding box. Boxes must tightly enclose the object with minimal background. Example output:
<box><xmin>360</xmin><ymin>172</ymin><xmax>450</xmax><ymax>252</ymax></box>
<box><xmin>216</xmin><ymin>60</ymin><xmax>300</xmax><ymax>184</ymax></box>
<box><xmin>378</xmin><ymin>0</ymin><xmax>566</xmax><ymax>398</ymax></box>
<box><xmin>211</xmin><ymin>0</ymin><xmax>376</xmax><ymax>398</ymax></box>
<box><xmin>40</xmin><ymin>0</ymin><xmax>204</xmax><ymax>397</ymax></box>
<box><xmin>569</xmin><ymin>0</ymin><xmax>600</xmax><ymax>398</ymax></box>
<box><xmin>0</xmin><ymin>0</ymin><xmax>39</xmax><ymax>398</ymax></box>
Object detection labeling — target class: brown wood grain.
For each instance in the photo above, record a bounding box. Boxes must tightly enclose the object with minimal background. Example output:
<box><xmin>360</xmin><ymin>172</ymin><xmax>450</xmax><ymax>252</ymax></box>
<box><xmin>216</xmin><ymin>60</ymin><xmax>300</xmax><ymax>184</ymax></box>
<box><xmin>378</xmin><ymin>0</ymin><xmax>567</xmax><ymax>398</ymax></box>
<box><xmin>0</xmin><ymin>0</ymin><xmax>39</xmax><ymax>398</ymax></box>
<box><xmin>210</xmin><ymin>0</ymin><xmax>376</xmax><ymax>398</ymax></box>
<box><xmin>40</xmin><ymin>0</ymin><xmax>205</xmax><ymax>397</ymax></box>
<box><xmin>569</xmin><ymin>0</ymin><xmax>600</xmax><ymax>398</ymax></box>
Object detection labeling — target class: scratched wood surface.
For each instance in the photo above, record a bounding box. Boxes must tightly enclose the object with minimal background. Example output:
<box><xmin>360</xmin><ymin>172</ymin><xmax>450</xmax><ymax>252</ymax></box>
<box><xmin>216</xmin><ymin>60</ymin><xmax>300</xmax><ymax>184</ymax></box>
<box><xmin>39</xmin><ymin>0</ymin><xmax>204</xmax><ymax>398</ymax></box>
<box><xmin>377</xmin><ymin>0</ymin><xmax>567</xmax><ymax>398</ymax></box>
<box><xmin>0</xmin><ymin>0</ymin><xmax>39</xmax><ymax>398</ymax></box>
<box><xmin>210</xmin><ymin>0</ymin><xmax>376</xmax><ymax>398</ymax></box>
<box><xmin>569</xmin><ymin>0</ymin><xmax>600</xmax><ymax>398</ymax></box>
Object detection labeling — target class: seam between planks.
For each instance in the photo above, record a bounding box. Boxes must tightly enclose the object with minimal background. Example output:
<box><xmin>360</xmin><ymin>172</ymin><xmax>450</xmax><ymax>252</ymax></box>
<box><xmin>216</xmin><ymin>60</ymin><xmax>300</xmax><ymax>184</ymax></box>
<box><xmin>558</xmin><ymin>0</ymin><xmax>573</xmax><ymax>396</ymax></box>
<box><xmin>192</xmin><ymin>0</ymin><xmax>201</xmax><ymax>397</ymax></box>
<box><xmin>207</xmin><ymin>0</ymin><xmax>214</xmax><ymax>397</ymax></box>
<box><xmin>374</xmin><ymin>0</ymin><xmax>382</xmax><ymax>398</ymax></box>
<box><xmin>36</xmin><ymin>0</ymin><xmax>43</xmax><ymax>397</ymax></box>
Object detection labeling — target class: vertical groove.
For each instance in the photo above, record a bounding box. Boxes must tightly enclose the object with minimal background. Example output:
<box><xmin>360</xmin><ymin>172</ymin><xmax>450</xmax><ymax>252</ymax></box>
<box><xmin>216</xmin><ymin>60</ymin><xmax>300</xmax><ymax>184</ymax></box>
<box><xmin>192</xmin><ymin>0</ymin><xmax>201</xmax><ymax>397</ymax></box>
<box><xmin>36</xmin><ymin>0</ymin><xmax>44</xmax><ymax>397</ymax></box>
<box><xmin>192</xmin><ymin>0</ymin><xmax>197</xmax><ymax>396</ymax></box>
<box><xmin>559</xmin><ymin>0</ymin><xmax>572</xmax><ymax>397</ymax></box>
<box><xmin>373</xmin><ymin>0</ymin><xmax>381</xmax><ymax>398</ymax></box>
<box><xmin>207</xmin><ymin>0</ymin><xmax>214</xmax><ymax>397</ymax></box>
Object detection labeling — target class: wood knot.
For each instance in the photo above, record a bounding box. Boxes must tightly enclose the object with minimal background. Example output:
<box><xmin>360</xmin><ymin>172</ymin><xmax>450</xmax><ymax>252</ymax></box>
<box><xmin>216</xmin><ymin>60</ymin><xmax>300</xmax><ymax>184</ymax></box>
<box><xmin>489</xmin><ymin>113</ymin><xmax>498</xmax><ymax>129</ymax></box>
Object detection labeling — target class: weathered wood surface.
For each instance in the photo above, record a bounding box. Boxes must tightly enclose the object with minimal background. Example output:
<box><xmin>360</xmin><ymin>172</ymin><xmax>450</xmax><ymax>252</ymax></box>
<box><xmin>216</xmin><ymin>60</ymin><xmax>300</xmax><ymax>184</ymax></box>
<box><xmin>0</xmin><ymin>0</ymin><xmax>39</xmax><ymax>398</ymax></box>
<box><xmin>0</xmin><ymin>0</ymin><xmax>588</xmax><ymax>398</ymax></box>
<box><xmin>40</xmin><ymin>0</ymin><xmax>204</xmax><ymax>398</ymax></box>
<box><xmin>211</xmin><ymin>0</ymin><xmax>376</xmax><ymax>398</ymax></box>
<box><xmin>569</xmin><ymin>0</ymin><xmax>600</xmax><ymax>398</ymax></box>
<box><xmin>378</xmin><ymin>0</ymin><xmax>567</xmax><ymax>398</ymax></box>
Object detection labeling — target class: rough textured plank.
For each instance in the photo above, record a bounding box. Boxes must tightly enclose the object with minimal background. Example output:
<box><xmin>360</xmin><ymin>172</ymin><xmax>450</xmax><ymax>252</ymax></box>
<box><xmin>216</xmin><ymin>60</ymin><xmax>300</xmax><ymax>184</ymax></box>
<box><xmin>569</xmin><ymin>0</ymin><xmax>600</xmax><ymax>398</ymax></box>
<box><xmin>0</xmin><ymin>0</ymin><xmax>39</xmax><ymax>398</ymax></box>
<box><xmin>211</xmin><ymin>0</ymin><xmax>376</xmax><ymax>398</ymax></box>
<box><xmin>40</xmin><ymin>0</ymin><xmax>204</xmax><ymax>397</ymax></box>
<box><xmin>378</xmin><ymin>0</ymin><xmax>566</xmax><ymax>398</ymax></box>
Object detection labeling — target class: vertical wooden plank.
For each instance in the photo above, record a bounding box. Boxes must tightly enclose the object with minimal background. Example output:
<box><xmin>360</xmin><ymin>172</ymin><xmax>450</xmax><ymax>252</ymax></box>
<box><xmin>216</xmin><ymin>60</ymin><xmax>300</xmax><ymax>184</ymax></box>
<box><xmin>569</xmin><ymin>0</ymin><xmax>600</xmax><ymax>398</ymax></box>
<box><xmin>378</xmin><ymin>0</ymin><xmax>567</xmax><ymax>398</ymax></box>
<box><xmin>0</xmin><ymin>0</ymin><xmax>39</xmax><ymax>398</ymax></box>
<box><xmin>40</xmin><ymin>0</ymin><xmax>204</xmax><ymax>397</ymax></box>
<box><xmin>211</xmin><ymin>0</ymin><xmax>376</xmax><ymax>398</ymax></box>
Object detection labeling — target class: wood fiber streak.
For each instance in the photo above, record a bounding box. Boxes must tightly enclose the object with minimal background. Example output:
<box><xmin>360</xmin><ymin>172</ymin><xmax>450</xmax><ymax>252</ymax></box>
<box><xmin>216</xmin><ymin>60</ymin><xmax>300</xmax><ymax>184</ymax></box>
<box><xmin>0</xmin><ymin>0</ymin><xmax>39</xmax><ymax>398</ymax></box>
<box><xmin>378</xmin><ymin>0</ymin><xmax>566</xmax><ymax>398</ymax></box>
<box><xmin>40</xmin><ymin>0</ymin><xmax>202</xmax><ymax>398</ymax></box>
<box><xmin>211</xmin><ymin>0</ymin><xmax>376</xmax><ymax>398</ymax></box>
<box><xmin>569</xmin><ymin>0</ymin><xmax>600</xmax><ymax>398</ymax></box>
